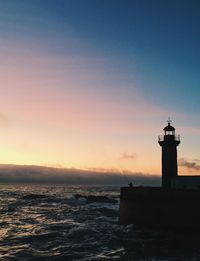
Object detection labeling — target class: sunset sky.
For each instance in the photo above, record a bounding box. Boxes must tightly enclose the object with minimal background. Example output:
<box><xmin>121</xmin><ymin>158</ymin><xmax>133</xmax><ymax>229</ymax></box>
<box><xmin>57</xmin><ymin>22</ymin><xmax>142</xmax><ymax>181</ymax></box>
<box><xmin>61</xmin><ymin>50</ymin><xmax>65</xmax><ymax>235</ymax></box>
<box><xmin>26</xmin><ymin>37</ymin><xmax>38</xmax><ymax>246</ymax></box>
<box><xmin>0</xmin><ymin>0</ymin><xmax>200</xmax><ymax>175</ymax></box>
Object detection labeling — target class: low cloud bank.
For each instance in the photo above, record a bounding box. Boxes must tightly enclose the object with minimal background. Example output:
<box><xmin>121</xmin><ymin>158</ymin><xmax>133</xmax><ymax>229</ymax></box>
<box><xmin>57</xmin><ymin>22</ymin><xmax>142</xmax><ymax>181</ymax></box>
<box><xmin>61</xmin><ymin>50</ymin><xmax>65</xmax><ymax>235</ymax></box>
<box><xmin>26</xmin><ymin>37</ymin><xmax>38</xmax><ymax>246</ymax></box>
<box><xmin>0</xmin><ymin>164</ymin><xmax>160</xmax><ymax>186</ymax></box>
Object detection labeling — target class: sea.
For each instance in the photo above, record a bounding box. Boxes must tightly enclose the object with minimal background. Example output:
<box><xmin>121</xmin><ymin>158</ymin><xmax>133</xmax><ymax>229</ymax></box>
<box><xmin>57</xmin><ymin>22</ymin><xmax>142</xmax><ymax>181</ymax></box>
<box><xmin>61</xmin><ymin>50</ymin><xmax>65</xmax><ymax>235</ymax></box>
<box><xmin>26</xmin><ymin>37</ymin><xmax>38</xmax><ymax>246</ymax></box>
<box><xmin>0</xmin><ymin>184</ymin><xmax>200</xmax><ymax>261</ymax></box>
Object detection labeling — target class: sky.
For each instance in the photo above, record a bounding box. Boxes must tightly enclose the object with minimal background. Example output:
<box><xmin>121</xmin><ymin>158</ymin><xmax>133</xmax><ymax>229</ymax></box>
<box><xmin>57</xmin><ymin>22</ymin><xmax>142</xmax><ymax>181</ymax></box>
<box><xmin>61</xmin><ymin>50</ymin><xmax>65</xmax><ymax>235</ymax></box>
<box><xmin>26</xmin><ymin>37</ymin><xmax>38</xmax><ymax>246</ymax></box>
<box><xmin>0</xmin><ymin>0</ymin><xmax>200</xmax><ymax>175</ymax></box>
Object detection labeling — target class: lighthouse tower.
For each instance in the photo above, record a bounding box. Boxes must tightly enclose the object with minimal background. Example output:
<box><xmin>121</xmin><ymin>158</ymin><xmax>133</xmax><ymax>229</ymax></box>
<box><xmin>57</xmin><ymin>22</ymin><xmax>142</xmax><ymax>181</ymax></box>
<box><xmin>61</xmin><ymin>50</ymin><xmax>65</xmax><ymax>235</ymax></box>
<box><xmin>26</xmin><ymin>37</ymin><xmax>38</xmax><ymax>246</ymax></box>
<box><xmin>158</xmin><ymin>120</ymin><xmax>180</xmax><ymax>188</ymax></box>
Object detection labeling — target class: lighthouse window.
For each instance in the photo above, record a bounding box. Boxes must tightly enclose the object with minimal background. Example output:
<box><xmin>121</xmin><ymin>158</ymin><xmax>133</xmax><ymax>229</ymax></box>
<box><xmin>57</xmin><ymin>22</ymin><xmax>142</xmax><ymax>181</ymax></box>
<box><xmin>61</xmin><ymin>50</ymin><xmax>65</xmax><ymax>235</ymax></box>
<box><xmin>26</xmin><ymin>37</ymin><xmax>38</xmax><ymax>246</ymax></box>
<box><xmin>165</xmin><ymin>130</ymin><xmax>175</xmax><ymax>135</ymax></box>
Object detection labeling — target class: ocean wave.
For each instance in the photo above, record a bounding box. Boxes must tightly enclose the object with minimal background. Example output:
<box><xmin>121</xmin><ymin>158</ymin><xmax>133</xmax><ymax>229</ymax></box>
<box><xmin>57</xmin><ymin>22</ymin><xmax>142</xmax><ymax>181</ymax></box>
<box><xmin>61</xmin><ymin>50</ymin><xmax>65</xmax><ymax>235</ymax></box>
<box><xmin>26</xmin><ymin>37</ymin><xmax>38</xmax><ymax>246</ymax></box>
<box><xmin>1</xmin><ymin>184</ymin><xmax>200</xmax><ymax>261</ymax></box>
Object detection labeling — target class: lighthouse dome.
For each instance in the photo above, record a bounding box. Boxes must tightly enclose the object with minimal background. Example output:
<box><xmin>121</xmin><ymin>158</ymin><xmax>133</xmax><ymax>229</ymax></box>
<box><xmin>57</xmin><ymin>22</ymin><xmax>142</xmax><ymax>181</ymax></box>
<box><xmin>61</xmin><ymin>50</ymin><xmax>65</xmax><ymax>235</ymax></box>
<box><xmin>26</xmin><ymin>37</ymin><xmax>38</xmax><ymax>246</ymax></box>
<box><xmin>163</xmin><ymin>122</ymin><xmax>175</xmax><ymax>131</ymax></box>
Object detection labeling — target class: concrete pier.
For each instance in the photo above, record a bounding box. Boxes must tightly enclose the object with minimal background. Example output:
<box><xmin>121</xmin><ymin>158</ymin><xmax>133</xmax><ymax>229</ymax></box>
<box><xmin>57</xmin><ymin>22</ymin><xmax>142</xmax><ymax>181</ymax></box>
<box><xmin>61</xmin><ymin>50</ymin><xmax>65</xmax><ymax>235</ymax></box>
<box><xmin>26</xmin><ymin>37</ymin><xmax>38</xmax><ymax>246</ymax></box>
<box><xmin>119</xmin><ymin>186</ymin><xmax>200</xmax><ymax>230</ymax></box>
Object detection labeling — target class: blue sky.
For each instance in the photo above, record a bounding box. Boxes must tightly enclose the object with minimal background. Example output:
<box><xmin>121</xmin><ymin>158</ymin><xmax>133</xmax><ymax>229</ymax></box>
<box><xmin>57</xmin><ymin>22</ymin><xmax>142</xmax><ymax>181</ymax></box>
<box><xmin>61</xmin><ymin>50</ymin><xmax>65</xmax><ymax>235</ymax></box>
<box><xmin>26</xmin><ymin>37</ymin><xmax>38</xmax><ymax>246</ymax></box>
<box><xmin>2</xmin><ymin>0</ymin><xmax>200</xmax><ymax>112</ymax></box>
<box><xmin>0</xmin><ymin>0</ymin><xmax>200</xmax><ymax>174</ymax></box>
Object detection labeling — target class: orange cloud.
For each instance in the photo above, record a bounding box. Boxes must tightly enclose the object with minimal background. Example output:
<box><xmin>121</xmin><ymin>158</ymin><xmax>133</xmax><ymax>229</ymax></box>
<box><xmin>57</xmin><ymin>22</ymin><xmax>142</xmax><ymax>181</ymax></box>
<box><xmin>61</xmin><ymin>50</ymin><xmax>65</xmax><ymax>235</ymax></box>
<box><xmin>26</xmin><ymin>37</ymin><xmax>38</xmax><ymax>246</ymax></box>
<box><xmin>120</xmin><ymin>153</ymin><xmax>137</xmax><ymax>160</ymax></box>
<box><xmin>179</xmin><ymin>158</ymin><xmax>200</xmax><ymax>173</ymax></box>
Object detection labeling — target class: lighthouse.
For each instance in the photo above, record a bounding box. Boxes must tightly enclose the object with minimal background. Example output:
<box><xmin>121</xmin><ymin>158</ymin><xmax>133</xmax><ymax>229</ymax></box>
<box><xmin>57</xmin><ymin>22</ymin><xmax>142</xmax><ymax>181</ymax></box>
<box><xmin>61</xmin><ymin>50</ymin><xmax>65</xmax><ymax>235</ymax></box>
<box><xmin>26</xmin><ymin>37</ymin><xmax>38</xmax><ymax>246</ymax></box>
<box><xmin>158</xmin><ymin>120</ymin><xmax>180</xmax><ymax>188</ymax></box>
<box><xmin>119</xmin><ymin>120</ymin><xmax>200</xmax><ymax>228</ymax></box>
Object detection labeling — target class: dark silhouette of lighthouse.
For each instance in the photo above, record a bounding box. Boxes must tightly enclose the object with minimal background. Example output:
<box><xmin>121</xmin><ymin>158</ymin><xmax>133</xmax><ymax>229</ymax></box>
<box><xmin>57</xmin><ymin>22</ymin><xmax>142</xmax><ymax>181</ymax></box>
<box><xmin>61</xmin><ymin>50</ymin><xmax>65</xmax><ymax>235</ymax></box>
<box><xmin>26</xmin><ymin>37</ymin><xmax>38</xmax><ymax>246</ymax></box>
<box><xmin>158</xmin><ymin>119</ymin><xmax>180</xmax><ymax>188</ymax></box>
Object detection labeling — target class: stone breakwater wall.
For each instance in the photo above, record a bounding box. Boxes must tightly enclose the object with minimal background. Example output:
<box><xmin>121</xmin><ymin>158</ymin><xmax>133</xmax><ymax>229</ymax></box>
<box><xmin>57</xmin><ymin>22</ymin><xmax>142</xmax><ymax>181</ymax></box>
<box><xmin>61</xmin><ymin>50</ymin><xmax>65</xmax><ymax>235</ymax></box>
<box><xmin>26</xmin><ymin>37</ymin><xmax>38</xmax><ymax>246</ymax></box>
<box><xmin>119</xmin><ymin>187</ymin><xmax>200</xmax><ymax>230</ymax></box>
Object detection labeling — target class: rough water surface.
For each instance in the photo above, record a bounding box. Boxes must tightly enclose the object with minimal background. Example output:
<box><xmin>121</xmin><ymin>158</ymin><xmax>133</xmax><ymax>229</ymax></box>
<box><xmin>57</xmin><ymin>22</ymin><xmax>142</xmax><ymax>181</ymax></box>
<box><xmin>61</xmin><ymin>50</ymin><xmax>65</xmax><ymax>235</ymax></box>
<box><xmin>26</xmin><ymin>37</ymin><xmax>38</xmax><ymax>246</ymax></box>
<box><xmin>0</xmin><ymin>184</ymin><xmax>200</xmax><ymax>261</ymax></box>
